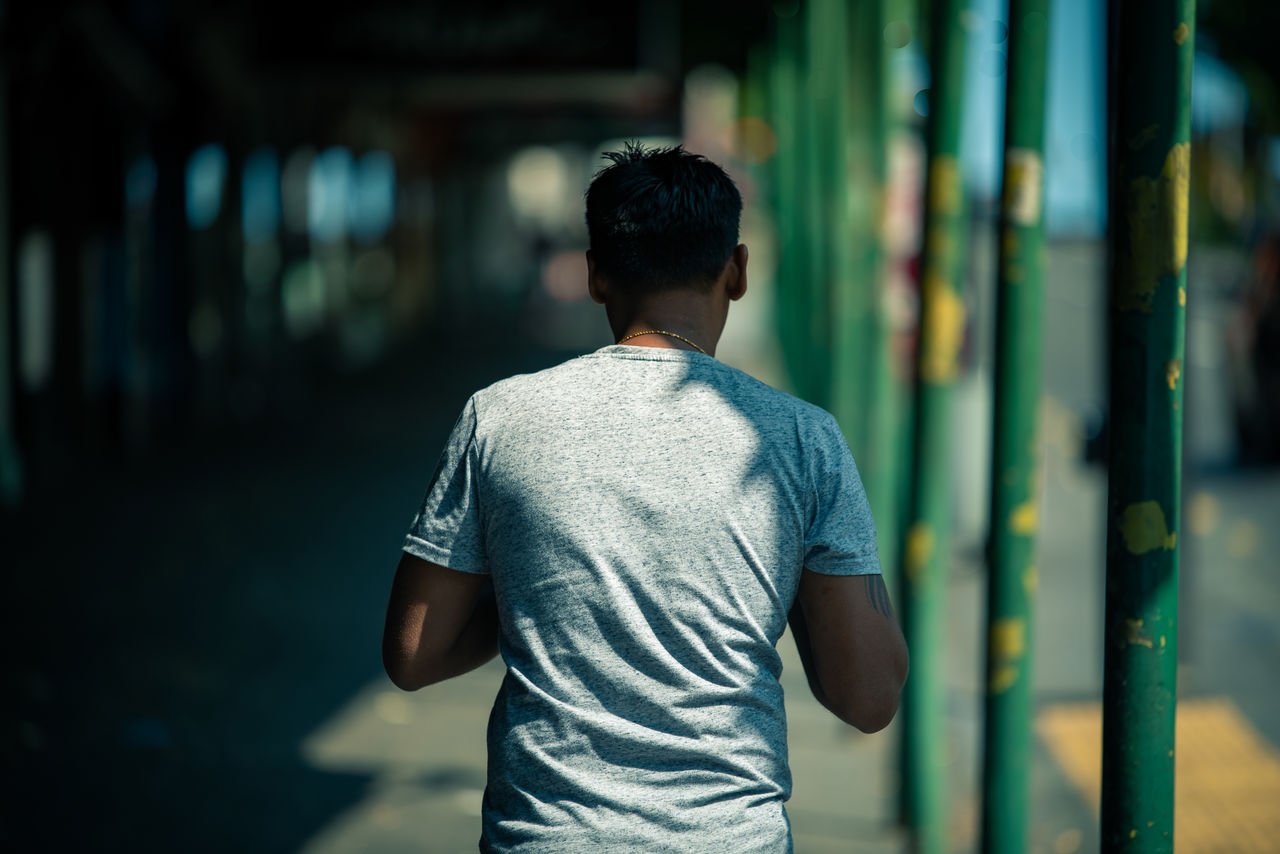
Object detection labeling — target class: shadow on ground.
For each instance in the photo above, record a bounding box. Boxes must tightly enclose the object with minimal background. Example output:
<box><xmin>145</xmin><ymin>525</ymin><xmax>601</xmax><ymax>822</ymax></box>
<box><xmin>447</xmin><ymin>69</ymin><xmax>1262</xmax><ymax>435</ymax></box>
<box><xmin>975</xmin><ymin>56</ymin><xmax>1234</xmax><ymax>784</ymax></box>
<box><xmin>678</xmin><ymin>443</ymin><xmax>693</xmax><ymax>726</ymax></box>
<box><xmin>2</xmin><ymin>322</ymin><xmax>578</xmax><ymax>852</ymax></box>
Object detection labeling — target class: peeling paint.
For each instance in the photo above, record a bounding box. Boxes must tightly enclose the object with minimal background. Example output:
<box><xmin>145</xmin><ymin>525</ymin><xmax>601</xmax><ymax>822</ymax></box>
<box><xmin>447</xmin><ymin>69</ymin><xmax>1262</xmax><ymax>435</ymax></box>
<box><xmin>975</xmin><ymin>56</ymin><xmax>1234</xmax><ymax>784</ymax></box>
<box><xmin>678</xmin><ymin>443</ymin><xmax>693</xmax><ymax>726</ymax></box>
<box><xmin>1023</xmin><ymin>565</ymin><xmax>1038</xmax><ymax>595</ymax></box>
<box><xmin>928</xmin><ymin>155</ymin><xmax>962</xmax><ymax>217</ymax></box>
<box><xmin>919</xmin><ymin>272</ymin><xmax>965</xmax><ymax>383</ymax></box>
<box><xmin>992</xmin><ymin>618</ymin><xmax>1026</xmax><ymax>658</ymax></box>
<box><xmin>990</xmin><ymin>665</ymin><xmax>1018</xmax><ymax>694</ymax></box>
<box><xmin>1118</xmin><ymin>143</ymin><xmax>1190</xmax><ymax>313</ymax></box>
<box><xmin>1010</xmin><ymin>500</ymin><xmax>1037</xmax><ymax>535</ymax></box>
<box><xmin>1173</xmin><ymin>22</ymin><xmax>1190</xmax><ymax>45</ymax></box>
<box><xmin>905</xmin><ymin>523</ymin><xmax>934</xmax><ymax>584</ymax></box>
<box><xmin>1178</xmin><ymin>286</ymin><xmax>1186</xmax><ymax>306</ymax></box>
<box><xmin>1160</xmin><ymin>635</ymin><xmax>1167</xmax><ymax>648</ymax></box>
<box><xmin>1003</xmin><ymin>148</ymin><xmax>1044</xmax><ymax>226</ymax></box>
<box><xmin>1125</xmin><ymin>618</ymin><xmax>1155</xmax><ymax>648</ymax></box>
<box><xmin>1119</xmin><ymin>500</ymin><xmax>1178</xmax><ymax>554</ymax></box>
<box><xmin>1165</xmin><ymin>358</ymin><xmax>1182</xmax><ymax>391</ymax></box>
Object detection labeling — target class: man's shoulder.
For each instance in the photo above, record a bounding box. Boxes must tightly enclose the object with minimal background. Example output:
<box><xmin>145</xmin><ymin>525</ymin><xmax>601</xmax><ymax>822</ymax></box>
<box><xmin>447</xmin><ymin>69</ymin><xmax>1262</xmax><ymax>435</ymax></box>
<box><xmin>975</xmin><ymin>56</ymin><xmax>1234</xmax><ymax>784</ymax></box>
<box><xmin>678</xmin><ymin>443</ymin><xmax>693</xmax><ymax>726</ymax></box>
<box><xmin>716</xmin><ymin>362</ymin><xmax>823</xmax><ymax>411</ymax></box>
<box><xmin>706</xmin><ymin>361</ymin><xmax>842</xmax><ymax>432</ymax></box>
<box><xmin>460</xmin><ymin>354</ymin><xmax>598</xmax><ymax>426</ymax></box>
<box><xmin>470</xmin><ymin>354</ymin><xmax>592</xmax><ymax>402</ymax></box>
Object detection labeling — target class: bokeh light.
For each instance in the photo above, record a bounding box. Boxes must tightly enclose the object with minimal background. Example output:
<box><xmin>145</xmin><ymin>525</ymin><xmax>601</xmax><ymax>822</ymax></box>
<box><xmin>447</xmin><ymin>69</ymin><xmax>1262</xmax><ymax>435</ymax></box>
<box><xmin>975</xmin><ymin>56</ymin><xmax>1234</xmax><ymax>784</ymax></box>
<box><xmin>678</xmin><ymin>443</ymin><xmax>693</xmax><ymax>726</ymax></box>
<box><xmin>185</xmin><ymin>144</ymin><xmax>227</xmax><ymax>229</ymax></box>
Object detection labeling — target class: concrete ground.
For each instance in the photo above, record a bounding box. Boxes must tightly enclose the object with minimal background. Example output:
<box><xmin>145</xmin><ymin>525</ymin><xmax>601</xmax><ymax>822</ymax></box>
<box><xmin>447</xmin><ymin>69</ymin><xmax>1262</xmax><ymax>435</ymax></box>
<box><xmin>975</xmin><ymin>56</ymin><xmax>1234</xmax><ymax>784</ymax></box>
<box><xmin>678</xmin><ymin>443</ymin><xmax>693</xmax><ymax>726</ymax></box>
<box><xmin>5</xmin><ymin>242</ymin><xmax>1279</xmax><ymax>853</ymax></box>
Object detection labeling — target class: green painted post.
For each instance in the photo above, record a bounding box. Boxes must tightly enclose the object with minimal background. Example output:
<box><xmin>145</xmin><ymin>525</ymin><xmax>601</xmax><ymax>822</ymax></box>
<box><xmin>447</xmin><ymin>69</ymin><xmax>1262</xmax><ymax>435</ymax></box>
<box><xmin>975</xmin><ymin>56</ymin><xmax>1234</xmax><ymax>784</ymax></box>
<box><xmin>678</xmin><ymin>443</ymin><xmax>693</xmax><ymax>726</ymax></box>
<box><xmin>879</xmin><ymin>10</ymin><xmax>922</xmax><ymax>818</ymax></box>
<box><xmin>768</xmin><ymin>8</ymin><xmax>815</xmax><ymax>403</ymax></box>
<box><xmin>899</xmin><ymin>0</ymin><xmax>969</xmax><ymax>849</ymax></box>
<box><xmin>768</xmin><ymin>12</ymin><xmax>798</xmax><ymax>394</ymax></box>
<box><xmin>800</xmin><ymin>0</ymin><xmax>840</xmax><ymax>409</ymax></box>
<box><xmin>980</xmin><ymin>1</ymin><xmax>1050</xmax><ymax>852</ymax></box>
<box><xmin>864</xmin><ymin>0</ymin><xmax>915</xmax><ymax>584</ymax></box>
<box><xmin>839</xmin><ymin>0</ymin><xmax>887</xmax><ymax>477</ymax></box>
<box><xmin>825</xmin><ymin>0</ymin><xmax>870</xmax><ymax>453</ymax></box>
<box><xmin>1100</xmin><ymin>2</ymin><xmax>1193</xmax><ymax>851</ymax></box>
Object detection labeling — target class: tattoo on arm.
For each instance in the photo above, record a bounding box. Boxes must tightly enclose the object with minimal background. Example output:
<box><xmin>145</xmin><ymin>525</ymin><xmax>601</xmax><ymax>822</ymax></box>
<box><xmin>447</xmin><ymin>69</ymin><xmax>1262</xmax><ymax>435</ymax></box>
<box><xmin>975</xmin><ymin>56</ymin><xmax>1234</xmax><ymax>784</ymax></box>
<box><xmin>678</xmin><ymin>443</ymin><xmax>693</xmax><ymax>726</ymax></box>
<box><xmin>863</xmin><ymin>575</ymin><xmax>894</xmax><ymax>618</ymax></box>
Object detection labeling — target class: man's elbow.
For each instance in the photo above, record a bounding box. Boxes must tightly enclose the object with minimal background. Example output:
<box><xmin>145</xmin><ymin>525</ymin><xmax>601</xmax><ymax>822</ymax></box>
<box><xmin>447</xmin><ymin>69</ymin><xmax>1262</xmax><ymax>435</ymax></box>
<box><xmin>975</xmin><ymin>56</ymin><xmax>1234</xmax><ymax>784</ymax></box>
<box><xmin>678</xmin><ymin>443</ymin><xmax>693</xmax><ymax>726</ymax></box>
<box><xmin>829</xmin><ymin>649</ymin><xmax>910</xmax><ymax>733</ymax></box>
<box><xmin>382</xmin><ymin>643</ymin><xmax>439</xmax><ymax>691</ymax></box>
<box><xmin>842</xmin><ymin>693</ymin><xmax>902</xmax><ymax>734</ymax></box>
<box><xmin>385</xmin><ymin>665</ymin><xmax>425</xmax><ymax>692</ymax></box>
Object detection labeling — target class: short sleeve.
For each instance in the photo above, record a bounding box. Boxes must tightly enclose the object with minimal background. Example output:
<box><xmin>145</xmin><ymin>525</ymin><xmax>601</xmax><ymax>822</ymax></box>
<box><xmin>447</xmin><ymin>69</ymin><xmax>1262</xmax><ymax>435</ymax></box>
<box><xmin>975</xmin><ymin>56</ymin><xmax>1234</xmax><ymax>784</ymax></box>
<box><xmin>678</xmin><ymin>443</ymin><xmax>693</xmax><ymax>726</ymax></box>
<box><xmin>403</xmin><ymin>397</ymin><xmax>488</xmax><ymax>574</ymax></box>
<box><xmin>803</xmin><ymin>414</ymin><xmax>882</xmax><ymax>576</ymax></box>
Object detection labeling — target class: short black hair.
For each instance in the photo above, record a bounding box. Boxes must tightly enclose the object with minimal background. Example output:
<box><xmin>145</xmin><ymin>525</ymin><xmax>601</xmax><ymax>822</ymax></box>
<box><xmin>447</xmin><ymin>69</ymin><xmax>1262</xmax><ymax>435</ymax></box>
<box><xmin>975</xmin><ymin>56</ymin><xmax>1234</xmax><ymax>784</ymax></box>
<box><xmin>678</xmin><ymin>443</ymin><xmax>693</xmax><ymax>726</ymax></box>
<box><xmin>585</xmin><ymin>142</ymin><xmax>742</xmax><ymax>293</ymax></box>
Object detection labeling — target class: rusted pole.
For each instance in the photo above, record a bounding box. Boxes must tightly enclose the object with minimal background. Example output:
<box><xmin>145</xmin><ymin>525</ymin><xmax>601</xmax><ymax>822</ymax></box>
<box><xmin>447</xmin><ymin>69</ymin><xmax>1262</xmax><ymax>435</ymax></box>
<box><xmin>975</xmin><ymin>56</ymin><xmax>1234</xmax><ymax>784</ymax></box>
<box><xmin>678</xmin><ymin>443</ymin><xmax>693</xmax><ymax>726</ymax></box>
<box><xmin>899</xmin><ymin>0</ymin><xmax>970</xmax><ymax>849</ymax></box>
<box><xmin>1100</xmin><ymin>1</ymin><xmax>1194</xmax><ymax>851</ymax></box>
<box><xmin>980</xmin><ymin>1</ymin><xmax>1051</xmax><ymax>852</ymax></box>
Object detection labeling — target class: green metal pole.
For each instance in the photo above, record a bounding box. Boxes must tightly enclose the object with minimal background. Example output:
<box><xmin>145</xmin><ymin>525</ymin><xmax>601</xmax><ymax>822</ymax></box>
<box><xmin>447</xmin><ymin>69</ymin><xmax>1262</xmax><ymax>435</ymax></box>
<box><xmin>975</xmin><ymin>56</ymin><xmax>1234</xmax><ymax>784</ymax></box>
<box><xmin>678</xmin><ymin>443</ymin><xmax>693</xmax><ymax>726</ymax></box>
<box><xmin>881</xmin><ymin>4</ymin><xmax>923</xmax><ymax>825</ymax></box>
<box><xmin>801</xmin><ymin>0</ymin><xmax>839</xmax><ymax>410</ymax></box>
<box><xmin>769</xmin><ymin>8</ymin><xmax>815</xmax><ymax>403</ymax></box>
<box><xmin>840</xmin><ymin>0</ymin><xmax>887</xmax><ymax>475</ymax></box>
<box><xmin>1100</xmin><ymin>2</ymin><xmax>1193</xmax><ymax>852</ymax></box>
<box><xmin>980</xmin><ymin>1</ymin><xmax>1050</xmax><ymax>852</ymax></box>
<box><xmin>865</xmin><ymin>0</ymin><xmax>915</xmax><ymax>585</ymax></box>
<box><xmin>899</xmin><ymin>0</ymin><xmax>969</xmax><ymax>849</ymax></box>
<box><xmin>824</xmin><ymin>0</ymin><xmax>865</xmax><ymax>453</ymax></box>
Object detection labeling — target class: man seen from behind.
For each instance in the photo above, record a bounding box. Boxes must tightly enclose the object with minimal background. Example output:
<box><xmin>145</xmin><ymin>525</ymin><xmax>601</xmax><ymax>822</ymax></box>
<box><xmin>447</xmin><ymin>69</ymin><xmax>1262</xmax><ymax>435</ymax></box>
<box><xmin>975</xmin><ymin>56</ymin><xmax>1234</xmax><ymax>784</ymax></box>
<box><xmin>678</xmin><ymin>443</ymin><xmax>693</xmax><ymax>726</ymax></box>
<box><xmin>382</xmin><ymin>143</ymin><xmax>909</xmax><ymax>853</ymax></box>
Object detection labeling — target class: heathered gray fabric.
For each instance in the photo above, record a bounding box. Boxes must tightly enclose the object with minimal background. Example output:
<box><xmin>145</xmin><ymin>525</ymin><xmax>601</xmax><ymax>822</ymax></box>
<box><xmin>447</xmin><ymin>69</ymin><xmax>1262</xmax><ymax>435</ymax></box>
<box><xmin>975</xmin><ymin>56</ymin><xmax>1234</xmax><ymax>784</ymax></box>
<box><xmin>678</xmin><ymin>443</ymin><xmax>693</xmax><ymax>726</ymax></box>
<box><xmin>404</xmin><ymin>344</ymin><xmax>880</xmax><ymax>853</ymax></box>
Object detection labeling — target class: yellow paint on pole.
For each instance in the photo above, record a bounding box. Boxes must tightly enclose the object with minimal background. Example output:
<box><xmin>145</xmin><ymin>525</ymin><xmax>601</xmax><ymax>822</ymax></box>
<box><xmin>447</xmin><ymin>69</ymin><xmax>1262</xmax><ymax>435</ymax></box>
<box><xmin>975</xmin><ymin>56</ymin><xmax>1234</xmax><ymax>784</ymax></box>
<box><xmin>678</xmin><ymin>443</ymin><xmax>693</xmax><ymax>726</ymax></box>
<box><xmin>905</xmin><ymin>522</ymin><xmax>935</xmax><ymax>584</ymax></box>
<box><xmin>1010</xmin><ymin>500</ymin><xmax>1038</xmax><ymax>535</ymax></box>
<box><xmin>919</xmin><ymin>272</ymin><xmax>965</xmax><ymax>383</ymax></box>
<box><xmin>1125</xmin><ymin>618</ymin><xmax>1155</xmax><ymax>648</ymax></box>
<box><xmin>928</xmin><ymin>154</ymin><xmax>962</xmax><ymax>216</ymax></box>
<box><xmin>1118</xmin><ymin>143</ymin><xmax>1191</xmax><ymax>313</ymax></box>
<box><xmin>1178</xmin><ymin>286</ymin><xmax>1186</xmax><ymax>306</ymax></box>
<box><xmin>1118</xmin><ymin>500</ymin><xmax>1178</xmax><ymax>554</ymax></box>
<box><xmin>1003</xmin><ymin>148</ymin><xmax>1044</xmax><ymax>226</ymax></box>
<box><xmin>1173</xmin><ymin>23</ymin><xmax>1190</xmax><ymax>45</ymax></box>
<box><xmin>992</xmin><ymin>617</ymin><xmax>1027</xmax><ymax>658</ymax></box>
<box><xmin>990</xmin><ymin>665</ymin><xmax>1018</xmax><ymax>694</ymax></box>
<box><xmin>1165</xmin><ymin>358</ymin><xmax>1182</xmax><ymax>391</ymax></box>
<box><xmin>989</xmin><ymin>618</ymin><xmax>1026</xmax><ymax>694</ymax></box>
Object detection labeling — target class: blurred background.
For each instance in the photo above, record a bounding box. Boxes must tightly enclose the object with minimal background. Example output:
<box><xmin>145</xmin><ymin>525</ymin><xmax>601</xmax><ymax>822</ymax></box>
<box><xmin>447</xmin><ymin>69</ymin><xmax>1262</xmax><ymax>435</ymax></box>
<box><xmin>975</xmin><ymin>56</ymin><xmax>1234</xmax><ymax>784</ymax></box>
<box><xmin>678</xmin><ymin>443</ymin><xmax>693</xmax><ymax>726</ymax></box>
<box><xmin>1</xmin><ymin>1</ymin><xmax>1277</xmax><ymax>852</ymax></box>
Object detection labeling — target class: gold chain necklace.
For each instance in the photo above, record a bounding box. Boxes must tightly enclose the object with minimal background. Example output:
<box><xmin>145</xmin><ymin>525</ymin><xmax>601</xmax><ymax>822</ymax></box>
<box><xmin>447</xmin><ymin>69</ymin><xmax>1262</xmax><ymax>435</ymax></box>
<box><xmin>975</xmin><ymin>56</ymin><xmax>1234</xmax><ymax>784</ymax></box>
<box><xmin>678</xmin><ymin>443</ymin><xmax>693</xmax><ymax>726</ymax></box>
<box><xmin>616</xmin><ymin>329</ymin><xmax>707</xmax><ymax>354</ymax></box>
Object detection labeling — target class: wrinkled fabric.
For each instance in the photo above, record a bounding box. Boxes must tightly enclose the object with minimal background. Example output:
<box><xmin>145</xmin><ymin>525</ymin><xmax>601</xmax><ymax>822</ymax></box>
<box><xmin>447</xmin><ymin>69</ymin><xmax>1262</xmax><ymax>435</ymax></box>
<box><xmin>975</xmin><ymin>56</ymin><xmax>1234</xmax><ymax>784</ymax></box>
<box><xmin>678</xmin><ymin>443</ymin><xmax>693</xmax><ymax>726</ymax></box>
<box><xmin>404</xmin><ymin>345</ymin><xmax>880</xmax><ymax>853</ymax></box>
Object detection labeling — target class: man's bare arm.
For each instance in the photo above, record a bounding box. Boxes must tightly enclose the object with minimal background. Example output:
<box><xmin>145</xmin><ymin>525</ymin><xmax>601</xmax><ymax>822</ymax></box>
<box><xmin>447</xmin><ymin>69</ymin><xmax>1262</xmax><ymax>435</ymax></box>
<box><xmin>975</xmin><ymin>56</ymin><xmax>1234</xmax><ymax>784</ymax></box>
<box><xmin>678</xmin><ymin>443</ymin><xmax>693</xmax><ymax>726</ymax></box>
<box><xmin>382</xmin><ymin>553</ymin><xmax>500</xmax><ymax>691</ymax></box>
<box><xmin>789</xmin><ymin>569</ymin><xmax>908</xmax><ymax>732</ymax></box>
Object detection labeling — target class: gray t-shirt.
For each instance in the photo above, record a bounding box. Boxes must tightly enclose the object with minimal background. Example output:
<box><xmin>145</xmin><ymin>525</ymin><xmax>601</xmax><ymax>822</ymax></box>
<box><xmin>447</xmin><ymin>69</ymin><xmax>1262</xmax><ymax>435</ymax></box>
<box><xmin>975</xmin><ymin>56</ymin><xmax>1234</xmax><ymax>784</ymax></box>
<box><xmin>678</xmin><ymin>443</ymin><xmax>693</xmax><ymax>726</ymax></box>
<box><xmin>404</xmin><ymin>345</ymin><xmax>880</xmax><ymax>853</ymax></box>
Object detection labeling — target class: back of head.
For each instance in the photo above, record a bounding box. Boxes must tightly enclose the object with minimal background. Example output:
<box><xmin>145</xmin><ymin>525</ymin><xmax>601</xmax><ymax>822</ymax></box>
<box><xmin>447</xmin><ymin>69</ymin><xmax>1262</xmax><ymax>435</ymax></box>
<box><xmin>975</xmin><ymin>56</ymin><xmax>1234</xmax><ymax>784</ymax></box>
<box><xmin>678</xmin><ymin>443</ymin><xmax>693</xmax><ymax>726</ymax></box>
<box><xmin>585</xmin><ymin>143</ymin><xmax>742</xmax><ymax>293</ymax></box>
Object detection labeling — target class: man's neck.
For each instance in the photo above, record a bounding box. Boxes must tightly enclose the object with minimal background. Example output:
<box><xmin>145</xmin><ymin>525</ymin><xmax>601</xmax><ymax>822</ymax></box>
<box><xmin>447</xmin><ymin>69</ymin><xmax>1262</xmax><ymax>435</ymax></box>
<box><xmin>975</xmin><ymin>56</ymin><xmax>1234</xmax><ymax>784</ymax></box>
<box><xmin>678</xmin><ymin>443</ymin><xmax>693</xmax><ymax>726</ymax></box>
<box><xmin>611</xmin><ymin>294</ymin><xmax>721</xmax><ymax>357</ymax></box>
